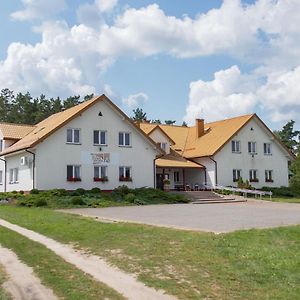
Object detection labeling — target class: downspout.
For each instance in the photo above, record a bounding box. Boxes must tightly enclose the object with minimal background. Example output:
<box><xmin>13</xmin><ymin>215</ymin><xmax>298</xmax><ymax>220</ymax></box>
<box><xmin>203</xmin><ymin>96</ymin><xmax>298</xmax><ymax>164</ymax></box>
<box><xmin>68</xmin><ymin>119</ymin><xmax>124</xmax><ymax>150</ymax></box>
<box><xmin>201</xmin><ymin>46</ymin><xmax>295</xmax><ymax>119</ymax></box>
<box><xmin>25</xmin><ymin>150</ymin><xmax>36</xmax><ymax>190</ymax></box>
<box><xmin>209</xmin><ymin>156</ymin><xmax>218</xmax><ymax>187</ymax></box>
<box><xmin>0</xmin><ymin>157</ymin><xmax>7</xmax><ymax>192</ymax></box>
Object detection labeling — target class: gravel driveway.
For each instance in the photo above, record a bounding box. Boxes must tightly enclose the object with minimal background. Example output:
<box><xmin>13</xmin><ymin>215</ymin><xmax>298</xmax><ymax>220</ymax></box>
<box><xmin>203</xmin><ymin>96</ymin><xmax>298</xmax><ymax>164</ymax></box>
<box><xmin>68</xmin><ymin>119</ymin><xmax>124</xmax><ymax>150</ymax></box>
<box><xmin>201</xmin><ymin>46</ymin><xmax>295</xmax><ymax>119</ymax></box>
<box><xmin>62</xmin><ymin>200</ymin><xmax>300</xmax><ymax>233</ymax></box>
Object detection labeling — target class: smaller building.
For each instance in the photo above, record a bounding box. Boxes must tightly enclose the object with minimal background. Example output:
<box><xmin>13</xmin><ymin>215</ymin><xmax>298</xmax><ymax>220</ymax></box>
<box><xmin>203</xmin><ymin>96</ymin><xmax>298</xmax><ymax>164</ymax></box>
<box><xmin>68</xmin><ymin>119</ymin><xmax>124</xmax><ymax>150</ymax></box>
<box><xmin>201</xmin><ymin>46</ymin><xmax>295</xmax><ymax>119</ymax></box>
<box><xmin>139</xmin><ymin>114</ymin><xmax>295</xmax><ymax>190</ymax></box>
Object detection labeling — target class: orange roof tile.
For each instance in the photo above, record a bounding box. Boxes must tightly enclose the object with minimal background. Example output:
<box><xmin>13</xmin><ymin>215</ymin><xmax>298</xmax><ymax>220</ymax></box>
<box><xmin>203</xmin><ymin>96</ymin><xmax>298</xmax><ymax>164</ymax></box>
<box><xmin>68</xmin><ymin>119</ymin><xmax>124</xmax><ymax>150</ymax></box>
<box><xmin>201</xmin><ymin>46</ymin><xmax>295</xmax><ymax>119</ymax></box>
<box><xmin>0</xmin><ymin>123</ymin><xmax>35</xmax><ymax>140</ymax></box>
<box><xmin>140</xmin><ymin>114</ymin><xmax>256</xmax><ymax>158</ymax></box>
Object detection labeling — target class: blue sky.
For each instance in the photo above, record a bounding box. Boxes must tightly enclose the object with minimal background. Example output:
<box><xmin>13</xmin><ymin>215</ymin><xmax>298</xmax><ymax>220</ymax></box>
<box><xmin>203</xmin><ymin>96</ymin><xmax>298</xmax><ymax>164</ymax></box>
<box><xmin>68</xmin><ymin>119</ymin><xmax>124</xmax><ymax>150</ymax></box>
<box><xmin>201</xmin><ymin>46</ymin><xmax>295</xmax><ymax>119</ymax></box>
<box><xmin>0</xmin><ymin>0</ymin><xmax>299</xmax><ymax>130</ymax></box>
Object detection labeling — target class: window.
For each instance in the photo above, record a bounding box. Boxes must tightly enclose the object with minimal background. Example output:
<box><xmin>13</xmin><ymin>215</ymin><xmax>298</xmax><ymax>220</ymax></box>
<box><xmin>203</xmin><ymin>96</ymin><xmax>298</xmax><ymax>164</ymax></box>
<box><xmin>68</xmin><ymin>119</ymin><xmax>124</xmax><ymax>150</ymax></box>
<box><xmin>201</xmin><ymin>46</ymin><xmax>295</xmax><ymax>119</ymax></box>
<box><xmin>0</xmin><ymin>170</ymin><xmax>2</xmax><ymax>184</ymax></box>
<box><xmin>0</xmin><ymin>139</ymin><xmax>3</xmax><ymax>152</ymax></box>
<box><xmin>174</xmin><ymin>171</ymin><xmax>180</xmax><ymax>183</ymax></box>
<box><xmin>233</xmin><ymin>169</ymin><xmax>242</xmax><ymax>182</ymax></box>
<box><xmin>119</xmin><ymin>166</ymin><xmax>132</xmax><ymax>181</ymax></box>
<box><xmin>67</xmin><ymin>165</ymin><xmax>81</xmax><ymax>181</ymax></box>
<box><xmin>66</xmin><ymin>128</ymin><xmax>80</xmax><ymax>144</ymax></box>
<box><xmin>118</xmin><ymin>132</ymin><xmax>131</xmax><ymax>146</ymax></box>
<box><xmin>94</xmin><ymin>166</ymin><xmax>108</xmax><ymax>181</ymax></box>
<box><xmin>264</xmin><ymin>143</ymin><xmax>272</xmax><ymax>155</ymax></box>
<box><xmin>249</xmin><ymin>169</ymin><xmax>258</xmax><ymax>182</ymax></box>
<box><xmin>158</xmin><ymin>142</ymin><xmax>167</xmax><ymax>152</ymax></box>
<box><xmin>9</xmin><ymin>168</ymin><xmax>18</xmax><ymax>184</ymax></box>
<box><xmin>94</xmin><ymin>130</ymin><xmax>107</xmax><ymax>145</ymax></box>
<box><xmin>248</xmin><ymin>142</ymin><xmax>257</xmax><ymax>154</ymax></box>
<box><xmin>231</xmin><ymin>140</ymin><xmax>241</xmax><ymax>153</ymax></box>
<box><xmin>265</xmin><ymin>170</ymin><xmax>273</xmax><ymax>182</ymax></box>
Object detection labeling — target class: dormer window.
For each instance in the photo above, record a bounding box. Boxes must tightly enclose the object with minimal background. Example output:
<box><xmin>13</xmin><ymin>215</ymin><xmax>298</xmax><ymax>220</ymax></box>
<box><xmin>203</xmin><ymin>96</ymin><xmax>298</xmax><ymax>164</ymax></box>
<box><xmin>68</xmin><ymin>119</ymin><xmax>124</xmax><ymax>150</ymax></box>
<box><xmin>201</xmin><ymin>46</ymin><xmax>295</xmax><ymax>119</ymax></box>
<box><xmin>158</xmin><ymin>142</ymin><xmax>167</xmax><ymax>152</ymax></box>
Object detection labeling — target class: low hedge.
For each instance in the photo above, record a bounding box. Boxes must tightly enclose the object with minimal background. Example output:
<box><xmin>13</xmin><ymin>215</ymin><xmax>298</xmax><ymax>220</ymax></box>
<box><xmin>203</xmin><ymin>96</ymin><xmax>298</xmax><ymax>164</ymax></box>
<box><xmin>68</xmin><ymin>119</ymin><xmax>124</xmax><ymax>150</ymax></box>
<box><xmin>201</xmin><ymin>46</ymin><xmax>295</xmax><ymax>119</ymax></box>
<box><xmin>0</xmin><ymin>185</ymin><xmax>189</xmax><ymax>209</ymax></box>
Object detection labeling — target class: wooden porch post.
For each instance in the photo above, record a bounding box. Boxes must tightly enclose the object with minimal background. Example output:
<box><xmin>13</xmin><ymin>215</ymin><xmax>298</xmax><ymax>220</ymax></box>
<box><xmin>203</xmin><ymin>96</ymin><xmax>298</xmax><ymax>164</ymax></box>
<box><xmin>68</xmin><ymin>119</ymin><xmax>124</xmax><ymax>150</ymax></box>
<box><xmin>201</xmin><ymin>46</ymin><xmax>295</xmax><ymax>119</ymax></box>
<box><xmin>183</xmin><ymin>168</ymin><xmax>185</xmax><ymax>188</ymax></box>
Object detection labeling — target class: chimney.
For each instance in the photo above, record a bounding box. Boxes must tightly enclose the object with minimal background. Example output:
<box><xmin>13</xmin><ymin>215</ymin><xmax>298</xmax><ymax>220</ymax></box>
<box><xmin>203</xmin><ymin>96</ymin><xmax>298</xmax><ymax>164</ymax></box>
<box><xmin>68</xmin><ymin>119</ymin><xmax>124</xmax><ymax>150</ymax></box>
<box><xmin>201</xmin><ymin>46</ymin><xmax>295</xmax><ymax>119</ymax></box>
<box><xmin>196</xmin><ymin>119</ymin><xmax>205</xmax><ymax>138</ymax></box>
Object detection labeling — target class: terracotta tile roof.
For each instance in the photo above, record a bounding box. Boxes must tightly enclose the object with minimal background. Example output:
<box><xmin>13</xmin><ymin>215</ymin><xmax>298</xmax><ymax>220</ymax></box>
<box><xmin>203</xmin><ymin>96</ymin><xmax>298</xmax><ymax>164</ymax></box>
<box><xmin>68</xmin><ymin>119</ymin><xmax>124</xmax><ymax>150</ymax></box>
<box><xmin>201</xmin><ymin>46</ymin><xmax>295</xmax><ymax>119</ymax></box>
<box><xmin>1</xmin><ymin>95</ymin><xmax>162</xmax><ymax>156</ymax></box>
<box><xmin>156</xmin><ymin>150</ymin><xmax>203</xmax><ymax>168</ymax></box>
<box><xmin>0</xmin><ymin>123</ymin><xmax>35</xmax><ymax>140</ymax></box>
<box><xmin>139</xmin><ymin>123</ymin><xmax>176</xmax><ymax>145</ymax></box>
<box><xmin>140</xmin><ymin>115</ymin><xmax>255</xmax><ymax>158</ymax></box>
<box><xmin>183</xmin><ymin>114</ymin><xmax>255</xmax><ymax>158</ymax></box>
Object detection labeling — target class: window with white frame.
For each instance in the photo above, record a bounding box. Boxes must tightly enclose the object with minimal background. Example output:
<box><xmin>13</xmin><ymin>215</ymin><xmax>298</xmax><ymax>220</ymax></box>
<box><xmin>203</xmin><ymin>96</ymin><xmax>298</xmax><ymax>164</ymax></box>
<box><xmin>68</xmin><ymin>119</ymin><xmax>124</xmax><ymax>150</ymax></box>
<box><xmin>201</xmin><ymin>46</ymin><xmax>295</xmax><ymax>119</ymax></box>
<box><xmin>265</xmin><ymin>170</ymin><xmax>273</xmax><ymax>182</ymax></box>
<box><xmin>158</xmin><ymin>142</ymin><xmax>167</xmax><ymax>152</ymax></box>
<box><xmin>231</xmin><ymin>140</ymin><xmax>241</xmax><ymax>153</ymax></box>
<box><xmin>119</xmin><ymin>166</ymin><xmax>132</xmax><ymax>181</ymax></box>
<box><xmin>249</xmin><ymin>169</ymin><xmax>258</xmax><ymax>182</ymax></box>
<box><xmin>264</xmin><ymin>143</ymin><xmax>272</xmax><ymax>155</ymax></box>
<box><xmin>233</xmin><ymin>169</ymin><xmax>242</xmax><ymax>182</ymax></box>
<box><xmin>67</xmin><ymin>165</ymin><xmax>81</xmax><ymax>181</ymax></box>
<box><xmin>0</xmin><ymin>170</ymin><xmax>2</xmax><ymax>184</ymax></box>
<box><xmin>94</xmin><ymin>166</ymin><xmax>107</xmax><ymax>180</ymax></box>
<box><xmin>118</xmin><ymin>132</ymin><xmax>131</xmax><ymax>146</ymax></box>
<box><xmin>0</xmin><ymin>139</ymin><xmax>3</xmax><ymax>152</ymax></box>
<box><xmin>248</xmin><ymin>141</ymin><xmax>257</xmax><ymax>154</ymax></box>
<box><xmin>94</xmin><ymin>130</ymin><xmax>107</xmax><ymax>145</ymax></box>
<box><xmin>66</xmin><ymin>128</ymin><xmax>80</xmax><ymax>144</ymax></box>
<box><xmin>174</xmin><ymin>171</ymin><xmax>180</xmax><ymax>183</ymax></box>
<box><xmin>9</xmin><ymin>168</ymin><xmax>18</xmax><ymax>184</ymax></box>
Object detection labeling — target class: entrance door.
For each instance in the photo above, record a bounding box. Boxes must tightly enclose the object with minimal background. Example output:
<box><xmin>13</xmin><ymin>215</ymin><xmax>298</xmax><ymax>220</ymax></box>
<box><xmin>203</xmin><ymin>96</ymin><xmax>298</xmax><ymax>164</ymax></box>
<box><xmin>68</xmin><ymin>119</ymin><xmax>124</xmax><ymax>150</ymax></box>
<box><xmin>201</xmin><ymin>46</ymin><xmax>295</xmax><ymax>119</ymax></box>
<box><xmin>156</xmin><ymin>174</ymin><xmax>164</xmax><ymax>190</ymax></box>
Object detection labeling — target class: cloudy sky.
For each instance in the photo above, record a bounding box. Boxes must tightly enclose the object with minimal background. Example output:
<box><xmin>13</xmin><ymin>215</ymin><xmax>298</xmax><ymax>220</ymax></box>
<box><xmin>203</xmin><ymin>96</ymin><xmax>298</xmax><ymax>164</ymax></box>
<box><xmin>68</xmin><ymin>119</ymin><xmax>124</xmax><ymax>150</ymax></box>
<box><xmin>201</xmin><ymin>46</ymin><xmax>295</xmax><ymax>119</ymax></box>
<box><xmin>1</xmin><ymin>0</ymin><xmax>300</xmax><ymax>129</ymax></box>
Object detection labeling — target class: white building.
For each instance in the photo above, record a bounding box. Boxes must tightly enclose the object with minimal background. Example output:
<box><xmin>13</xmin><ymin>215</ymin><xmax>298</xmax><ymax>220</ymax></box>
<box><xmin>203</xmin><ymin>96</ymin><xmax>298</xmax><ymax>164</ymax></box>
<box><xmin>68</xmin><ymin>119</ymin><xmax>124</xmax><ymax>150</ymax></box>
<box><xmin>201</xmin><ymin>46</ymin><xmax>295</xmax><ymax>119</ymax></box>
<box><xmin>139</xmin><ymin>114</ymin><xmax>295</xmax><ymax>190</ymax></box>
<box><xmin>0</xmin><ymin>95</ymin><xmax>295</xmax><ymax>192</ymax></box>
<box><xmin>0</xmin><ymin>95</ymin><xmax>162</xmax><ymax>192</ymax></box>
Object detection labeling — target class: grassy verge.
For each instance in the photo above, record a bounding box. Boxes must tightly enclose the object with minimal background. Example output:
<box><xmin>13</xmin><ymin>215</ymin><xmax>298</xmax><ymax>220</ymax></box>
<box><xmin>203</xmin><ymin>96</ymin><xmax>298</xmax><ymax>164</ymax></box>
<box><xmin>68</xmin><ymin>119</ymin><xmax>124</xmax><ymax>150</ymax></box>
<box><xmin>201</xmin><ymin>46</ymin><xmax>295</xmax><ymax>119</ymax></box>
<box><xmin>0</xmin><ymin>207</ymin><xmax>299</xmax><ymax>299</ymax></box>
<box><xmin>262</xmin><ymin>196</ymin><xmax>300</xmax><ymax>203</ymax></box>
<box><xmin>0</xmin><ymin>225</ymin><xmax>123</xmax><ymax>300</ymax></box>
<box><xmin>0</xmin><ymin>267</ymin><xmax>11</xmax><ymax>300</ymax></box>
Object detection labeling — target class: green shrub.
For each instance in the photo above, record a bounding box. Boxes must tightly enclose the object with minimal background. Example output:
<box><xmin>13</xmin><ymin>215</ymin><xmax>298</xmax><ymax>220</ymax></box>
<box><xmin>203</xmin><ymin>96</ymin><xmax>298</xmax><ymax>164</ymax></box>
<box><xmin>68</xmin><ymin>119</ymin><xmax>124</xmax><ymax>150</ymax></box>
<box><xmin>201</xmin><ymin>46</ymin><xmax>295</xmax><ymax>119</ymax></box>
<box><xmin>35</xmin><ymin>198</ymin><xmax>48</xmax><ymax>207</ymax></box>
<box><xmin>49</xmin><ymin>189</ymin><xmax>69</xmax><ymax>196</ymax></box>
<box><xmin>71</xmin><ymin>196</ymin><xmax>86</xmax><ymax>205</ymax></box>
<box><xmin>30</xmin><ymin>188</ymin><xmax>40</xmax><ymax>194</ymax></box>
<box><xmin>261</xmin><ymin>186</ymin><xmax>298</xmax><ymax>197</ymax></box>
<box><xmin>90</xmin><ymin>187</ymin><xmax>101</xmax><ymax>194</ymax></box>
<box><xmin>133</xmin><ymin>198</ymin><xmax>147</xmax><ymax>205</ymax></box>
<box><xmin>19</xmin><ymin>190</ymin><xmax>25</xmax><ymax>195</ymax></box>
<box><xmin>124</xmin><ymin>193</ymin><xmax>136</xmax><ymax>203</ymax></box>
<box><xmin>112</xmin><ymin>185</ymin><xmax>132</xmax><ymax>200</ymax></box>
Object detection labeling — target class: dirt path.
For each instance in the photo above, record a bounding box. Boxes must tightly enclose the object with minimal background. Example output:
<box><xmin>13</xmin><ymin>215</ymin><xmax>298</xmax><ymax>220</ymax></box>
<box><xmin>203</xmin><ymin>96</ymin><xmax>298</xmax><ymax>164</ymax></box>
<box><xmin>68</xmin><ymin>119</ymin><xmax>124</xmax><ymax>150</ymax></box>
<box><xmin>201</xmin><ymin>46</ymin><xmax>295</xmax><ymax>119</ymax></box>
<box><xmin>0</xmin><ymin>219</ymin><xmax>176</xmax><ymax>300</ymax></box>
<box><xmin>0</xmin><ymin>246</ymin><xmax>57</xmax><ymax>300</ymax></box>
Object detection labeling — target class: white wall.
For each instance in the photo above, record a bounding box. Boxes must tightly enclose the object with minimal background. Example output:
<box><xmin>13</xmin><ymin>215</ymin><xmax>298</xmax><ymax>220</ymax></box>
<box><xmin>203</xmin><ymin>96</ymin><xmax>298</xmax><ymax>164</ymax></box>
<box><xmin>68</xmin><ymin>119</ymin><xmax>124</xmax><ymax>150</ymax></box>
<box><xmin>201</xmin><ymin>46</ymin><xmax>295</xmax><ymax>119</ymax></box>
<box><xmin>193</xmin><ymin>157</ymin><xmax>216</xmax><ymax>187</ymax></box>
<box><xmin>148</xmin><ymin>129</ymin><xmax>171</xmax><ymax>154</ymax></box>
<box><xmin>3</xmin><ymin>152</ymin><xmax>34</xmax><ymax>192</ymax></box>
<box><xmin>34</xmin><ymin>99</ymin><xmax>158</xmax><ymax>191</ymax></box>
<box><xmin>215</xmin><ymin>118</ymin><xmax>291</xmax><ymax>188</ymax></box>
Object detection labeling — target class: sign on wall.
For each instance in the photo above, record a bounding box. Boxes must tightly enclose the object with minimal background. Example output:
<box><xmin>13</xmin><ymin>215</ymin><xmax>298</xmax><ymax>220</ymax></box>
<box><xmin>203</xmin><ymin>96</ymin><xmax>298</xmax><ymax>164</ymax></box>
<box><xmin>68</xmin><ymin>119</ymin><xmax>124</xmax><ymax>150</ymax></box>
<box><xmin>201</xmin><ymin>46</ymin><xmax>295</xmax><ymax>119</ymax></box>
<box><xmin>81</xmin><ymin>151</ymin><xmax>119</xmax><ymax>165</ymax></box>
<box><xmin>91</xmin><ymin>153</ymin><xmax>110</xmax><ymax>164</ymax></box>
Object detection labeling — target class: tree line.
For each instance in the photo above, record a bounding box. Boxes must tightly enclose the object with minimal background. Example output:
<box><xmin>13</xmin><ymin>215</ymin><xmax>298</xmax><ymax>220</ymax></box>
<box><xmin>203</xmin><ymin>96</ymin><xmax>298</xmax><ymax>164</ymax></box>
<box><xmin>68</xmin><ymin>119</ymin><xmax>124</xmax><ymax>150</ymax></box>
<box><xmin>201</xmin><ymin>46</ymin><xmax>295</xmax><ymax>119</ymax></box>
<box><xmin>0</xmin><ymin>88</ymin><xmax>94</xmax><ymax>125</ymax></box>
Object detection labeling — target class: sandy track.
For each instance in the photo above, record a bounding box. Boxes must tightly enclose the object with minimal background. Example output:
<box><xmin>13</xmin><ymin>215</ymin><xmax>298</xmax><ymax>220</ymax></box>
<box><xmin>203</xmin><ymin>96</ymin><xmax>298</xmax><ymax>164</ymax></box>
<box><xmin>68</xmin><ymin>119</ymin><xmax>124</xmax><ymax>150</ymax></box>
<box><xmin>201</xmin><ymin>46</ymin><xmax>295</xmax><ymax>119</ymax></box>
<box><xmin>0</xmin><ymin>219</ymin><xmax>176</xmax><ymax>300</ymax></box>
<box><xmin>0</xmin><ymin>246</ymin><xmax>57</xmax><ymax>300</ymax></box>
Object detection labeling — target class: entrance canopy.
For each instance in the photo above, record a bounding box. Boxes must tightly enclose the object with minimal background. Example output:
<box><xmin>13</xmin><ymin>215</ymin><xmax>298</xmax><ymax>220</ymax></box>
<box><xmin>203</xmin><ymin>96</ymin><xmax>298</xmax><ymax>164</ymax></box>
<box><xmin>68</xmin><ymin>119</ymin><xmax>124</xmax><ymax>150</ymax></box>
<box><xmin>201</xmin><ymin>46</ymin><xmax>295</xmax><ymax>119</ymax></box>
<box><xmin>156</xmin><ymin>158</ymin><xmax>203</xmax><ymax>168</ymax></box>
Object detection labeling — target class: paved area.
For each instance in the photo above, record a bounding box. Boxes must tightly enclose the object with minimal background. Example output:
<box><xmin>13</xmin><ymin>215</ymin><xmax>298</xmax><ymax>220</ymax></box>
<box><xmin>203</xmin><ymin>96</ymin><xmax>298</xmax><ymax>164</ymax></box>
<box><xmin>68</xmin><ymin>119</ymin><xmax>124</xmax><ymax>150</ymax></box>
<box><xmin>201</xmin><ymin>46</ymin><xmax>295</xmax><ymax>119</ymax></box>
<box><xmin>62</xmin><ymin>200</ymin><xmax>300</xmax><ymax>233</ymax></box>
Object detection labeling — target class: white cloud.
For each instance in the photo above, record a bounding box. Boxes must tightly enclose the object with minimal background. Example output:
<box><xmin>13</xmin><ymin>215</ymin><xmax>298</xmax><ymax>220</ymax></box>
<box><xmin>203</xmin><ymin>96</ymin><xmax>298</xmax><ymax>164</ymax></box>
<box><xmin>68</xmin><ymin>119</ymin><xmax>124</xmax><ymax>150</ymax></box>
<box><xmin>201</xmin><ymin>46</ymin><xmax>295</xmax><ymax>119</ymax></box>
<box><xmin>122</xmin><ymin>93</ymin><xmax>148</xmax><ymax>108</ymax></box>
<box><xmin>258</xmin><ymin>67</ymin><xmax>300</xmax><ymax>122</ymax></box>
<box><xmin>11</xmin><ymin>0</ymin><xmax>67</xmax><ymax>21</ymax></box>
<box><xmin>3</xmin><ymin>0</ymin><xmax>300</xmax><ymax>125</ymax></box>
<box><xmin>0</xmin><ymin>21</ymin><xmax>106</xmax><ymax>97</ymax></box>
<box><xmin>95</xmin><ymin>0</ymin><xmax>118</xmax><ymax>13</ymax></box>
<box><xmin>184</xmin><ymin>66</ymin><xmax>258</xmax><ymax>123</ymax></box>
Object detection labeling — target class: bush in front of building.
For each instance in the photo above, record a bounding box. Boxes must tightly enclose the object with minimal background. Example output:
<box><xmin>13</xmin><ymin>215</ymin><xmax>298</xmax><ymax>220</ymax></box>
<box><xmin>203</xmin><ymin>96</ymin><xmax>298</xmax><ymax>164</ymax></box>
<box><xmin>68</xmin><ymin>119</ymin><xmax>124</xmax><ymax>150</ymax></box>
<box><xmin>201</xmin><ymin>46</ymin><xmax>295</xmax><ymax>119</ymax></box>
<box><xmin>260</xmin><ymin>186</ymin><xmax>299</xmax><ymax>198</ymax></box>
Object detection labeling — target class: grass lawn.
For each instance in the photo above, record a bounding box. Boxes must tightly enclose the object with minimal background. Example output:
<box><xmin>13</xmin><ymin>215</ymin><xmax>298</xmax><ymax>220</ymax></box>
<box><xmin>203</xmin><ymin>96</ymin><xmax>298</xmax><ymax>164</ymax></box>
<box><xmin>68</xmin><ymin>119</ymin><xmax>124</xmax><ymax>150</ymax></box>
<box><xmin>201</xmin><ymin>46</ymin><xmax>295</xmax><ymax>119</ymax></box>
<box><xmin>0</xmin><ymin>206</ymin><xmax>299</xmax><ymax>300</ymax></box>
<box><xmin>262</xmin><ymin>196</ymin><xmax>300</xmax><ymax>203</ymax></box>
<box><xmin>0</xmin><ymin>267</ymin><xmax>10</xmax><ymax>300</ymax></box>
<box><xmin>0</xmin><ymin>225</ymin><xmax>123</xmax><ymax>300</ymax></box>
